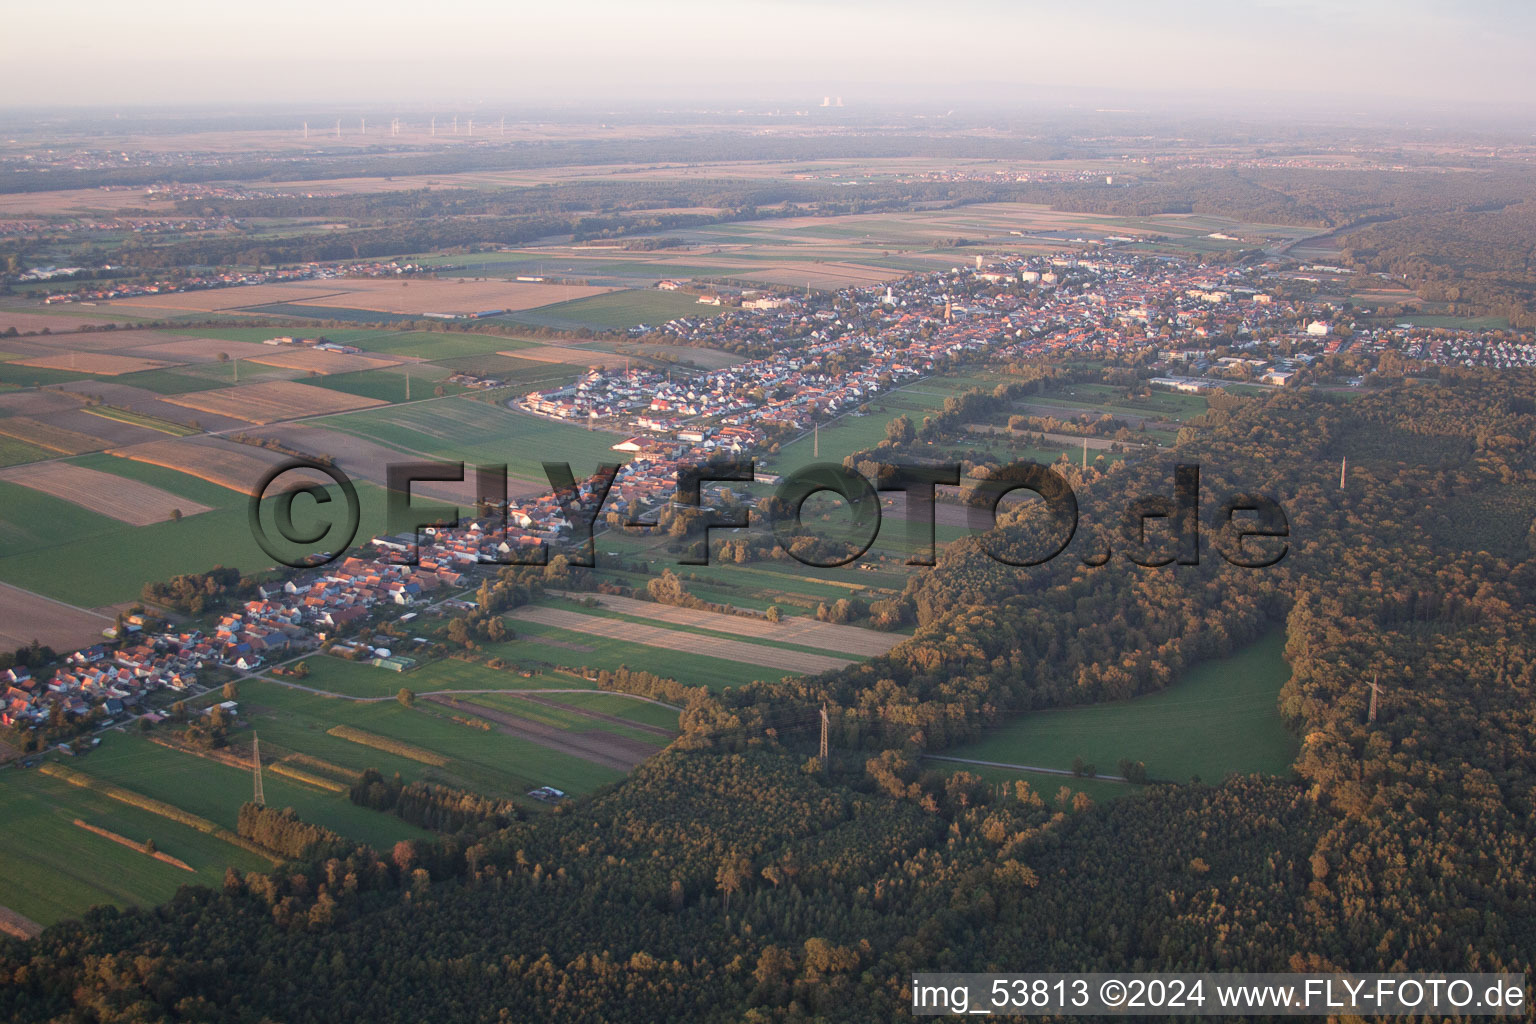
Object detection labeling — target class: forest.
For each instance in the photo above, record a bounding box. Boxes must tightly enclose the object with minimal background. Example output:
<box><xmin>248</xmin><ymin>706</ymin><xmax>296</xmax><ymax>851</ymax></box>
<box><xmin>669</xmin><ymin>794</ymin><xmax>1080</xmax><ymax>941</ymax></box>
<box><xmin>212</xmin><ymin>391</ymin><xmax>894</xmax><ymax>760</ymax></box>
<box><xmin>1</xmin><ymin>374</ymin><xmax>1534</xmax><ymax>1021</ymax></box>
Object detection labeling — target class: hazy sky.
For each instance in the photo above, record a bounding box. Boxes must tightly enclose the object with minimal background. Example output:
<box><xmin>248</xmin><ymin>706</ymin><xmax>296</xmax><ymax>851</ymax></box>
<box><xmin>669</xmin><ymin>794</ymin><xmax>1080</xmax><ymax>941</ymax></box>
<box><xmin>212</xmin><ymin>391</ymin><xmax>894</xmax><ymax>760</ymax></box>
<box><xmin>3</xmin><ymin>0</ymin><xmax>1533</xmax><ymax>110</ymax></box>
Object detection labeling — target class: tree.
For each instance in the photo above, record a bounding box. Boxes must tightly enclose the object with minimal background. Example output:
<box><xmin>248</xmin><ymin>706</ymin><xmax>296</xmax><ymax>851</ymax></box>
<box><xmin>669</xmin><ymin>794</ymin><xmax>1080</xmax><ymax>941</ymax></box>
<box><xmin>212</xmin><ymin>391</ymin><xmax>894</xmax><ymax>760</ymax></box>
<box><xmin>765</xmin><ymin>605</ymin><xmax>782</xmax><ymax>623</ymax></box>
<box><xmin>715</xmin><ymin>853</ymin><xmax>750</xmax><ymax>913</ymax></box>
<box><xmin>884</xmin><ymin>413</ymin><xmax>915</xmax><ymax>445</ymax></box>
<box><xmin>397</xmin><ymin>688</ymin><xmax>416</xmax><ymax>708</ymax></box>
<box><xmin>222</xmin><ymin>681</ymin><xmax>238</xmax><ymax>700</ymax></box>
<box><xmin>170</xmin><ymin>508</ymin><xmax>183</xmax><ymax>522</ymax></box>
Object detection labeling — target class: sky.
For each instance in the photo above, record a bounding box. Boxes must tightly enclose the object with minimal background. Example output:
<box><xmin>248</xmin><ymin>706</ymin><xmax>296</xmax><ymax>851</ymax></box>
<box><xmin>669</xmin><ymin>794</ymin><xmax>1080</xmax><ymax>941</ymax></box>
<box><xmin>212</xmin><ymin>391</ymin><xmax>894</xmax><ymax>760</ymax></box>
<box><xmin>2</xmin><ymin>0</ymin><xmax>1533</xmax><ymax>111</ymax></box>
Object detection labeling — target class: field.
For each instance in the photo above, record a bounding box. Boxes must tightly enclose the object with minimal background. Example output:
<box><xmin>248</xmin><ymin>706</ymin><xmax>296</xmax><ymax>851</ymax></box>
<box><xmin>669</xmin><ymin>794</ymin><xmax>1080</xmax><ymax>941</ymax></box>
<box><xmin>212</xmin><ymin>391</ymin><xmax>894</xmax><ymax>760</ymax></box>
<box><xmin>0</xmin><ymin>580</ymin><xmax>114</xmax><ymax>651</ymax></box>
<box><xmin>482</xmin><ymin>618</ymin><xmax>790</xmax><ymax>690</ymax></box>
<box><xmin>12</xmin><ymin>353</ymin><xmax>174</xmax><ymax>375</ymax></box>
<box><xmin>508</xmin><ymin>605</ymin><xmax>856</xmax><ymax>675</ymax></box>
<box><xmin>0</xmin><ymin>475</ymin><xmax>392</xmax><ymax>606</ymax></box>
<box><xmin>162</xmin><ymin>379</ymin><xmax>387</xmax><ymax>424</ymax></box>
<box><xmin>0</xmin><ymin>435</ymin><xmax>55</xmax><ymax>467</ymax></box>
<box><xmin>244</xmin><ymin>348</ymin><xmax>403</xmax><ymax>374</ymax></box>
<box><xmin>290</xmin><ymin>279</ymin><xmax>614</xmax><ymax>316</ymax></box>
<box><xmin>0</xmin><ymin>309</ymin><xmax>151</xmax><ymax>333</ymax></box>
<box><xmin>0</xmin><ymin>416</ymin><xmax>108</xmax><ymax>455</ymax></box>
<box><xmin>946</xmin><ymin>629</ymin><xmax>1298</xmax><ymax>783</ymax></box>
<box><xmin>497</xmin><ymin>289</ymin><xmax>723</xmax><ymax>331</ymax></box>
<box><xmin>81</xmin><ymin>404</ymin><xmax>201</xmax><ymax>436</ymax></box>
<box><xmin>103</xmin><ymin>282</ymin><xmax>352</xmax><ymax>313</ymax></box>
<box><xmin>562</xmin><ymin>591</ymin><xmax>902</xmax><ymax>658</ymax></box>
<box><xmin>71</xmin><ymin>733</ymin><xmax>431</xmax><ymax>851</ymax></box>
<box><xmin>239</xmin><ymin>680</ymin><xmax>628</xmax><ymax>800</ymax></box>
<box><xmin>0</xmin><ymin>765</ymin><xmax>273</xmax><ymax>927</ymax></box>
<box><xmin>496</xmin><ymin>345</ymin><xmax>629</xmax><ymax>368</ymax></box>
<box><xmin>0</xmin><ymin>461</ymin><xmax>213</xmax><ymax>525</ymax></box>
<box><xmin>316</xmin><ymin>396</ymin><xmax>628</xmax><ymax>483</ymax></box>
<box><xmin>108</xmin><ymin>436</ymin><xmax>316</xmax><ymax>493</ymax></box>
<box><xmin>770</xmin><ymin>372</ymin><xmax>1012</xmax><ymax>472</ymax></box>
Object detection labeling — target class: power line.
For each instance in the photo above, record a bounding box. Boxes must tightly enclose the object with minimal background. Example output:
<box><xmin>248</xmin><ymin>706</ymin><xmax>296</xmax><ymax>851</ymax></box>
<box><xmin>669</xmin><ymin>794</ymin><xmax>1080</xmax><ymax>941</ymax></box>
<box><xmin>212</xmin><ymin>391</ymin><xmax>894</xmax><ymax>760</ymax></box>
<box><xmin>252</xmin><ymin>732</ymin><xmax>265</xmax><ymax>806</ymax></box>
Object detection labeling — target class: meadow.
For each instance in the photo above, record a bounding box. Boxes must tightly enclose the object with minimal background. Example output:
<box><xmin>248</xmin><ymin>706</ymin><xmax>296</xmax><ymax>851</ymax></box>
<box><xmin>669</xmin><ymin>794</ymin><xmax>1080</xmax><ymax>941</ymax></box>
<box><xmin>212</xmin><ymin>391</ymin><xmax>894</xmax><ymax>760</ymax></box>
<box><xmin>70</xmin><ymin>733</ymin><xmax>430</xmax><ymax>850</ymax></box>
<box><xmin>240</xmin><ymin>680</ymin><xmax>625</xmax><ymax>799</ymax></box>
<box><xmin>497</xmin><ymin>289</ymin><xmax>720</xmax><ymax>331</ymax></box>
<box><xmin>0</xmin><ymin>478</ymin><xmax>393</xmax><ymax>606</ymax></box>
<box><xmin>946</xmin><ymin>629</ymin><xmax>1298</xmax><ymax>783</ymax></box>
<box><xmin>0</xmin><ymin>766</ymin><xmax>272</xmax><ymax>926</ymax></box>
<box><xmin>483</xmin><ymin>619</ymin><xmax>791</xmax><ymax>690</ymax></box>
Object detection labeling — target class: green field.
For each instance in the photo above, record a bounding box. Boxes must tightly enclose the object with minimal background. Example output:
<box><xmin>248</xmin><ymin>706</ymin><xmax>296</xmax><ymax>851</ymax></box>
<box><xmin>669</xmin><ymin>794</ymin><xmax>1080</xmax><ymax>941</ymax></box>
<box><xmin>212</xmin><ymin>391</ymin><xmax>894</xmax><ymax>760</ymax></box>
<box><xmin>317</xmin><ymin>396</ymin><xmax>628</xmax><ymax>481</ymax></box>
<box><xmin>0</xmin><ymin>766</ymin><xmax>272</xmax><ymax>927</ymax></box>
<box><xmin>68</xmin><ymin>451</ymin><xmax>245</xmax><ymax>510</ymax></box>
<box><xmin>0</xmin><ymin>363</ymin><xmax>98</xmax><ymax>389</ymax></box>
<box><xmin>457</xmin><ymin>691</ymin><xmax>668</xmax><ymax>746</ymax></box>
<box><xmin>341</xmin><ymin>332</ymin><xmax>522</xmax><ymax>361</ymax></box>
<box><xmin>0</xmin><ymin>435</ymin><xmax>59</xmax><ymax>468</ymax></box>
<box><xmin>73</xmin><ymin>732</ymin><xmax>432</xmax><ymax>850</ymax></box>
<box><xmin>768</xmin><ymin>372</ymin><xmax>1013</xmax><ymax>472</ymax></box>
<box><xmin>0</xmin><ymin>479</ymin><xmax>393</xmax><ymax>606</ymax></box>
<box><xmin>275</xmin><ymin>653</ymin><xmax>586</xmax><ymax>700</ymax></box>
<box><xmin>946</xmin><ymin>629</ymin><xmax>1298</xmax><ymax>783</ymax></box>
<box><xmin>538</xmin><ymin>595</ymin><xmax>862</xmax><ymax>659</ymax></box>
<box><xmin>310</xmin><ymin>365</ymin><xmax>467</xmax><ymax>404</ymax></box>
<box><xmin>241</xmin><ymin>680</ymin><xmax>624</xmax><ymax>798</ymax></box>
<box><xmin>533</xmin><ymin>690</ymin><xmax>680</xmax><ymax>732</ymax></box>
<box><xmin>498</xmin><ymin>289</ymin><xmax>721</xmax><ymax>331</ymax></box>
<box><xmin>485</xmin><ymin>619</ymin><xmax>787</xmax><ymax>690</ymax></box>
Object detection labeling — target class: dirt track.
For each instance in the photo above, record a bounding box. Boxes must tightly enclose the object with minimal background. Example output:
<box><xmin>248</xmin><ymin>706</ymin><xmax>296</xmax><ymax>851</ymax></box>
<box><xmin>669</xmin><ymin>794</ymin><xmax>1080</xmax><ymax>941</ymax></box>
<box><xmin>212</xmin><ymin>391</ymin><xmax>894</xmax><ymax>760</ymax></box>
<box><xmin>423</xmin><ymin>694</ymin><xmax>658</xmax><ymax>771</ymax></box>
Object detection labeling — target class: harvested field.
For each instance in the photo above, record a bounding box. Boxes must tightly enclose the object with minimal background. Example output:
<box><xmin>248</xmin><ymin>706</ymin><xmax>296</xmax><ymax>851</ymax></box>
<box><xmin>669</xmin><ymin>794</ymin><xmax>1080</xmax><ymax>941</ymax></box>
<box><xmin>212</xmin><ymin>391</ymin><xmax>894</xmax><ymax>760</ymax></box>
<box><xmin>0</xmin><ymin>581</ymin><xmax>114</xmax><ymax>652</ymax></box>
<box><xmin>162</xmin><ymin>380</ymin><xmax>385</xmax><ymax>424</ymax></box>
<box><xmin>12</xmin><ymin>352</ymin><xmax>174</xmax><ymax>376</ymax></box>
<box><xmin>0</xmin><ymin>462</ymin><xmax>213</xmax><ymax>525</ymax></box>
<box><xmin>105</xmin><ymin>283</ymin><xmax>350</xmax><ymax>313</ymax></box>
<box><xmin>723</xmin><ymin>262</ymin><xmax>902</xmax><ymax>288</ymax></box>
<box><xmin>561</xmin><ymin>591</ymin><xmax>903</xmax><ymax>658</ymax></box>
<box><xmin>0</xmin><ymin>310</ymin><xmax>145</xmax><ymax>333</ymax></box>
<box><xmin>0</xmin><ymin>905</ymin><xmax>43</xmax><ymax>941</ymax></box>
<box><xmin>108</xmin><ymin>436</ymin><xmax>332</xmax><ymax>495</ymax></box>
<box><xmin>0</xmin><ymin>390</ymin><xmax>87</xmax><ymax>417</ymax></box>
<box><xmin>50</xmin><ymin>381</ymin><xmax>249</xmax><ymax>431</ymax></box>
<box><xmin>424</xmin><ymin>694</ymin><xmax>659</xmax><ymax>771</ymax></box>
<box><xmin>497</xmin><ymin>346</ymin><xmax>629</xmax><ymax>368</ymax></box>
<box><xmin>508</xmin><ymin>606</ymin><xmax>856</xmax><ymax>675</ymax></box>
<box><xmin>119</xmin><ymin>336</ymin><xmax>277</xmax><ymax>362</ymax></box>
<box><xmin>0</xmin><ymin>416</ymin><xmax>108</xmax><ymax>454</ymax></box>
<box><xmin>290</xmin><ymin>279</ymin><xmax>613</xmax><ymax>316</ymax></box>
<box><xmin>45</xmin><ymin>408</ymin><xmax>170</xmax><ymax>447</ymax></box>
<box><xmin>244</xmin><ymin>348</ymin><xmax>402</xmax><ymax>374</ymax></box>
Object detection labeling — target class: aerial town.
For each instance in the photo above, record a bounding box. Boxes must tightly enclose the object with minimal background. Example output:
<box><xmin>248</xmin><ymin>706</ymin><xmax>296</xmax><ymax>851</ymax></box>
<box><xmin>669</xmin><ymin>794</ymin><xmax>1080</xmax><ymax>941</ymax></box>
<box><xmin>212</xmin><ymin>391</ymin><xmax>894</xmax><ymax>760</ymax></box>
<box><xmin>6</xmin><ymin>241</ymin><xmax>1533</xmax><ymax>754</ymax></box>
